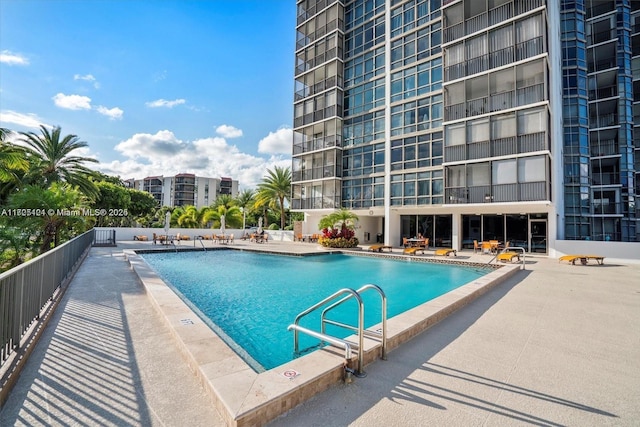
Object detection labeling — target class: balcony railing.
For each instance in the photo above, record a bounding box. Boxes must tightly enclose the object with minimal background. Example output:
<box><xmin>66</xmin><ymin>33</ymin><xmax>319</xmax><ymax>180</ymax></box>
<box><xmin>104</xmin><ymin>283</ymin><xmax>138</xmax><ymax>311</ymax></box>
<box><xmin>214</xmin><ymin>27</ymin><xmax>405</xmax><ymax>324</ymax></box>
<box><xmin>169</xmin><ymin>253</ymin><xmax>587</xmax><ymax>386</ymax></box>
<box><xmin>443</xmin><ymin>0</ymin><xmax>544</xmax><ymax>43</ymax></box>
<box><xmin>292</xmin><ymin>165</ymin><xmax>338</xmax><ymax>182</ymax></box>
<box><xmin>293</xmin><ymin>135</ymin><xmax>342</xmax><ymax>155</ymax></box>
<box><xmin>588</xmin><ymin>85</ymin><xmax>618</xmax><ymax>100</ymax></box>
<box><xmin>292</xmin><ymin>195</ymin><xmax>340</xmax><ymax>210</ymax></box>
<box><xmin>589</xmin><ymin>112</ymin><xmax>618</xmax><ymax>128</ymax></box>
<box><xmin>1</xmin><ymin>229</ymin><xmax>94</xmax><ymax>368</ymax></box>
<box><xmin>445</xmin><ymin>180</ymin><xmax>548</xmax><ymax>203</ymax></box>
<box><xmin>444</xmin><ymin>131</ymin><xmax>546</xmax><ymax>162</ymax></box>
<box><xmin>444</xmin><ymin>36</ymin><xmax>545</xmax><ymax>81</ymax></box>
<box><xmin>592</xmin><ymin>172</ymin><xmax>621</xmax><ymax>185</ymax></box>
<box><xmin>590</xmin><ymin>139</ymin><xmax>618</xmax><ymax>157</ymax></box>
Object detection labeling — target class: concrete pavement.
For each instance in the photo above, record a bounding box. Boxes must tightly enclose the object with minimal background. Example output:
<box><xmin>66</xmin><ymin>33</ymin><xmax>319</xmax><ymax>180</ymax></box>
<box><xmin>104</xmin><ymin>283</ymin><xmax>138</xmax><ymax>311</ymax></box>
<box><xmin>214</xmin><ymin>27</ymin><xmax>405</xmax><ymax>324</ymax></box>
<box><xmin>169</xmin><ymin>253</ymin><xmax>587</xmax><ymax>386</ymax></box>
<box><xmin>1</xmin><ymin>240</ymin><xmax>639</xmax><ymax>426</ymax></box>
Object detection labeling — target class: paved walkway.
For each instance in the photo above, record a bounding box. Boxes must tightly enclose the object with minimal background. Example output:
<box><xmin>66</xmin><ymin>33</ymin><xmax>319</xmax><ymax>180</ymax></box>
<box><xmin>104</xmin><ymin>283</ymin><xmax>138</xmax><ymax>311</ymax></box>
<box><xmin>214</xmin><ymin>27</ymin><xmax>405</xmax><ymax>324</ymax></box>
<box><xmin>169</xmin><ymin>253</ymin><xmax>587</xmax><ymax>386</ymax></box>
<box><xmin>1</xmin><ymin>241</ymin><xmax>639</xmax><ymax>426</ymax></box>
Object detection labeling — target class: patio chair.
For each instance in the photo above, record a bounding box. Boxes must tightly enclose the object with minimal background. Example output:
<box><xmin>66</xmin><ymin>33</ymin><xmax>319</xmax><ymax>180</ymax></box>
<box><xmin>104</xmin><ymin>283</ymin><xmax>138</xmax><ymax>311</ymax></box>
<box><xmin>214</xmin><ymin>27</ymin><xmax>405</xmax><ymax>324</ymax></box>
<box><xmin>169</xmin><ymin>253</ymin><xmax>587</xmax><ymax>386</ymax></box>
<box><xmin>473</xmin><ymin>240</ymin><xmax>480</xmax><ymax>253</ymax></box>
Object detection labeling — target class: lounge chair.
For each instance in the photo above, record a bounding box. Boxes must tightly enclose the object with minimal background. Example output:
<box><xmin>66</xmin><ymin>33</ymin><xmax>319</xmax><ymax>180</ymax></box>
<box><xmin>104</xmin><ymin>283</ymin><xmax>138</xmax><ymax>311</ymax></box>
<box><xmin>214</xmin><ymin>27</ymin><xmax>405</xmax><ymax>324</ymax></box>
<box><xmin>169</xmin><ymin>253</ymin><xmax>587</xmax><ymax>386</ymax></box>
<box><xmin>559</xmin><ymin>255</ymin><xmax>604</xmax><ymax>265</ymax></box>
<box><xmin>134</xmin><ymin>235</ymin><xmax>148</xmax><ymax>241</ymax></box>
<box><xmin>496</xmin><ymin>252</ymin><xmax>520</xmax><ymax>263</ymax></box>
<box><xmin>403</xmin><ymin>247</ymin><xmax>425</xmax><ymax>255</ymax></box>
<box><xmin>368</xmin><ymin>244</ymin><xmax>393</xmax><ymax>253</ymax></box>
<box><xmin>434</xmin><ymin>248</ymin><xmax>456</xmax><ymax>257</ymax></box>
<box><xmin>473</xmin><ymin>240</ymin><xmax>480</xmax><ymax>253</ymax></box>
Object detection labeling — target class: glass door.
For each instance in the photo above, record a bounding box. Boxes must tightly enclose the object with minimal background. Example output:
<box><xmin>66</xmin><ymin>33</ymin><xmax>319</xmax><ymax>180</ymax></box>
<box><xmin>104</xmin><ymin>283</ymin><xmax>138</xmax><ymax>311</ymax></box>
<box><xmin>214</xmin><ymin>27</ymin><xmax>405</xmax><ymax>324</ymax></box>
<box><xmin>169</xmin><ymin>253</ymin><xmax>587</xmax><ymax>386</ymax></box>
<box><xmin>529</xmin><ymin>219</ymin><xmax>547</xmax><ymax>253</ymax></box>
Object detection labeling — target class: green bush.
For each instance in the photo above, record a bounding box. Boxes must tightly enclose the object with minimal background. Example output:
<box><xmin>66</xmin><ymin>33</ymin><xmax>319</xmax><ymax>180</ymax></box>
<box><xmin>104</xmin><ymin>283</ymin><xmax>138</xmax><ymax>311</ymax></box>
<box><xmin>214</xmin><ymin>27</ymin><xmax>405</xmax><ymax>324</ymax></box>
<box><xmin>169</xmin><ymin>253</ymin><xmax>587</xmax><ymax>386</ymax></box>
<box><xmin>268</xmin><ymin>223</ymin><xmax>279</xmax><ymax>230</ymax></box>
<box><xmin>318</xmin><ymin>236</ymin><xmax>359</xmax><ymax>248</ymax></box>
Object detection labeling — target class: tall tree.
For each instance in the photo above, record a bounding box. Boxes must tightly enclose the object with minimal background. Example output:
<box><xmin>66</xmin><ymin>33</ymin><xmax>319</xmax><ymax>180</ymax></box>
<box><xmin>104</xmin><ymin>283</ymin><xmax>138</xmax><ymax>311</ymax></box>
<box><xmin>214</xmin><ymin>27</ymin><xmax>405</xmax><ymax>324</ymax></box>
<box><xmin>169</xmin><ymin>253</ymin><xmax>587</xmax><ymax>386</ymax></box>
<box><xmin>0</xmin><ymin>128</ymin><xmax>29</xmax><ymax>203</ymax></box>
<box><xmin>235</xmin><ymin>189</ymin><xmax>255</xmax><ymax>228</ymax></box>
<box><xmin>6</xmin><ymin>183</ymin><xmax>90</xmax><ymax>253</ymax></box>
<box><xmin>255</xmin><ymin>166</ymin><xmax>291</xmax><ymax>230</ymax></box>
<box><xmin>20</xmin><ymin>125</ymin><xmax>99</xmax><ymax>198</ymax></box>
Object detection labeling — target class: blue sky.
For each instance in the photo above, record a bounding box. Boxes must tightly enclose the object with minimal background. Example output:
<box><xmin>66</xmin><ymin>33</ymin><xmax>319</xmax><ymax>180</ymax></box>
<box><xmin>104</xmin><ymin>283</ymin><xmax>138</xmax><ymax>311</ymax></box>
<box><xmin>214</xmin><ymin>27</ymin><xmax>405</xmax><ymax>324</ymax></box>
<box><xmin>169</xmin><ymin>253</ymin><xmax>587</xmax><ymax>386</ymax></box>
<box><xmin>0</xmin><ymin>0</ymin><xmax>295</xmax><ymax>189</ymax></box>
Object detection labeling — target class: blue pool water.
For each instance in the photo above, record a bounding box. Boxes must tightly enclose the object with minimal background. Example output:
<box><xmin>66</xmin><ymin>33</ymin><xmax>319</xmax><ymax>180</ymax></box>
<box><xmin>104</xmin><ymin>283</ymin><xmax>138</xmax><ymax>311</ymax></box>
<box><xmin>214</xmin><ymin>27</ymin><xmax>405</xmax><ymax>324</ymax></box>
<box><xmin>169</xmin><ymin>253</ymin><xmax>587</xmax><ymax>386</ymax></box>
<box><xmin>141</xmin><ymin>250</ymin><xmax>489</xmax><ymax>371</ymax></box>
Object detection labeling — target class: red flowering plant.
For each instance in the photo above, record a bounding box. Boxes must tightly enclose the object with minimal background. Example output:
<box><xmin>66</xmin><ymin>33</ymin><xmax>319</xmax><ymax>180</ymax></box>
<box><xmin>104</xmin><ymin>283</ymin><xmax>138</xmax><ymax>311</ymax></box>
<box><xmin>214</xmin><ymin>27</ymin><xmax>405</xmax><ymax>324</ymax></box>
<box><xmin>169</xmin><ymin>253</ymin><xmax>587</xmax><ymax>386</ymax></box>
<box><xmin>317</xmin><ymin>209</ymin><xmax>359</xmax><ymax>248</ymax></box>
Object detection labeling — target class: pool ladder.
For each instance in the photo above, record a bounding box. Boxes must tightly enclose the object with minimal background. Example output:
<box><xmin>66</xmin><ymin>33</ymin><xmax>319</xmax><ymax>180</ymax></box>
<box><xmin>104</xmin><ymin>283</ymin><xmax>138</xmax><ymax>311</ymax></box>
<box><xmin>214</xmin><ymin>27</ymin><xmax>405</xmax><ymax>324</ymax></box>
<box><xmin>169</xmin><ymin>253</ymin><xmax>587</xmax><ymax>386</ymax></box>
<box><xmin>288</xmin><ymin>284</ymin><xmax>387</xmax><ymax>380</ymax></box>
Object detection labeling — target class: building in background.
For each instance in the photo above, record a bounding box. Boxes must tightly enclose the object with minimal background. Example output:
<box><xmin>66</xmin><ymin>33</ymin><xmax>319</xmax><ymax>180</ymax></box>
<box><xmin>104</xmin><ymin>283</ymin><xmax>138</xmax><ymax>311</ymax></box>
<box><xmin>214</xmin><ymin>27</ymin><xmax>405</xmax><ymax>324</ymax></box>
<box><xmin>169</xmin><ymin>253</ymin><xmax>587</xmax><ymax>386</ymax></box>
<box><xmin>125</xmin><ymin>174</ymin><xmax>238</xmax><ymax>207</ymax></box>
<box><xmin>291</xmin><ymin>0</ymin><xmax>639</xmax><ymax>253</ymax></box>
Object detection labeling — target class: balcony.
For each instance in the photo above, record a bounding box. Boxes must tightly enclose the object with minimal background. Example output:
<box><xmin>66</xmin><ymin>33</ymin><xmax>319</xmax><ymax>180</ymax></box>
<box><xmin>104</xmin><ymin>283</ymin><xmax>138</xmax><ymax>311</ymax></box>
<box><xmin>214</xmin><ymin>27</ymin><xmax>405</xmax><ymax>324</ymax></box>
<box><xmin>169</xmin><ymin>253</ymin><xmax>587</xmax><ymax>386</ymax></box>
<box><xmin>293</xmin><ymin>135</ymin><xmax>342</xmax><ymax>155</ymax></box>
<box><xmin>292</xmin><ymin>195</ymin><xmax>340</xmax><ymax>210</ymax></box>
<box><xmin>292</xmin><ymin>165</ymin><xmax>338</xmax><ymax>182</ymax></box>
<box><xmin>445</xmin><ymin>180</ymin><xmax>548</xmax><ymax>204</ymax></box>
<box><xmin>443</xmin><ymin>0</ymin><xmax>544</xmax><ymax>44</ymax></box>
<box><xmin>590</xmin><ymin>139</ymin><xmax>618</xmax><ymax>157</ymax></box>
<box><xmin>444</xmin><ymin>37</ymin><xmax>544</xmax><ymax>82</ymax></box>
<box><xmin>445</xmin><ymin>83</ymin><xmax>545</xmax><ymax>121</ymax></box>
<box><xmin>444</xmin><ymin>131</ymin><xmax>546</xmax><ymax>162</ymax></box>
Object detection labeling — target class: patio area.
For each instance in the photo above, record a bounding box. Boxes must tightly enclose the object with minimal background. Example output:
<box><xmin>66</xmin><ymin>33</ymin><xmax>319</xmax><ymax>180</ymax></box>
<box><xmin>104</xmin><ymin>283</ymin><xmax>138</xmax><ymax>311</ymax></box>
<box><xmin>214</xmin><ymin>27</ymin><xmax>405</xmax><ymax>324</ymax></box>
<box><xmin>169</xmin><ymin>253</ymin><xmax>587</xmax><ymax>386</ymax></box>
<box><xmin>1</xmin><ymin>240</ymin><xmax>638</xmax><ymax>426</ymax></box>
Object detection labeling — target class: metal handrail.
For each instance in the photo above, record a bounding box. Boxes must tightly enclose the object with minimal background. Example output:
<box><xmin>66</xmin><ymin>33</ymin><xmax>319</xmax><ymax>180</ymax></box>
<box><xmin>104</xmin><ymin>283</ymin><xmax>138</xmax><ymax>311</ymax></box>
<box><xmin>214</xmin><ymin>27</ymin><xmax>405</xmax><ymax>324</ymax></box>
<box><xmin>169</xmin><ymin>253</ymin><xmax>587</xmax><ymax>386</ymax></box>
<box><xmin>321</xmin><ymin>284</ymin><xmax>387</xmax><ymax>361</ymax></box>
<box><xmin>290</xmin><ymin>288</ymin><xmax>365</xmax><ymax>375</ymax></box>
<box><xmin>287</xmin><ymin>324</ymin><xmax>353</xmax><ymax>360</ymax></box>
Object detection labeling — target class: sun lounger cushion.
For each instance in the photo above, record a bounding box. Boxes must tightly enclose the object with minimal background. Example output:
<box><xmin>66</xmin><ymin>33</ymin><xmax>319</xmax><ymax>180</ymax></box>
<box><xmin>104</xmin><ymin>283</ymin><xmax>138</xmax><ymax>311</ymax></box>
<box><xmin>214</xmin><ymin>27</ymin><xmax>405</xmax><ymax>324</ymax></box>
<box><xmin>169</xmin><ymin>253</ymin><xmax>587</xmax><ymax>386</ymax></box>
<box><xmin>496</xmin><ymin>252</ymin><xmax>520</xmax><ymax>262</ymax></box>
<box><xmin>403</xmin><ymin>247</ymin><xmax>425</xmax><ymax>255</ymax></box>
<box><xmin>434</xmin><ymin>249</ymin><xmax>456</xmax><ymax>256</ymax></box>
<box><xmin>559</xmin><ymin>255</ymin><xmax>604</xmax><ymax>265</ymax></box>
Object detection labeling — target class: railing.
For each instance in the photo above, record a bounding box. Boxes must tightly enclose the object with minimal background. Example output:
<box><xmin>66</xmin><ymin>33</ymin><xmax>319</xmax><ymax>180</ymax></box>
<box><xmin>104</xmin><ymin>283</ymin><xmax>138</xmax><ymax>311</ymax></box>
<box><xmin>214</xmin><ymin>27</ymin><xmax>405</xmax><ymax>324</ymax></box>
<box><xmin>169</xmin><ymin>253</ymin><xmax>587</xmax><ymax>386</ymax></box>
<box><xmin>445</xmin><ymin>181</ymin><xmax>548</xmax><ymax>204</ymax></box>
<box><xmin>443</xmin><ymin>0</ymin><xmax>544</xmax><ymax>43</ymax></box>
<box><xmin>590</xmin><ymin>140</ymin><xmax>618</xmax><ymax>157</ymax></box>
<box><xmin>1</xmin><ymin>229</ymin><xmax>94</xmax><ymax>368</ymax></box>
<box><xmin>290</xmin><ymin>288</ymin><xmax>365</xmax><ymax>376</ymax></box>
<box><xmin>443</xmin><ymin>131</ymin><xmax>546</xmax><ymax>162</ymax></box>
<box><xmin>291</xmin><ymin>195</ymin><xmax>341</xmax><ymax>210</ymax></box>
<box><xmin>289</xmin><ymin>284</ymin><xmax>387</xmax><ymax>378</ymax></box>
<box><xmin>93</xmin><ymin>229</ymin><xmax>116</xmax><ymax>246</ymax></box>
<box><xmin>321</xmin><ymin>284</ymin><xmax>387</xmax><ymax>361</ymax></box>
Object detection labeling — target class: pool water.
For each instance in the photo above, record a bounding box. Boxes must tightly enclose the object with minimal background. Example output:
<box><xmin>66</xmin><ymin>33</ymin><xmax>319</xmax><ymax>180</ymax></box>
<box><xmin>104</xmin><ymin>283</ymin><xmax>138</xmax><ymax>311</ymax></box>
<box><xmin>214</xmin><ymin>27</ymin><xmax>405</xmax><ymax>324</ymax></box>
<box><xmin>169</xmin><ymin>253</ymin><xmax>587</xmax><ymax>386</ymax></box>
<box><xmin>141</xmin><ymin>250</ymin><xmax>488</xmax><ymax>371</ymax></box>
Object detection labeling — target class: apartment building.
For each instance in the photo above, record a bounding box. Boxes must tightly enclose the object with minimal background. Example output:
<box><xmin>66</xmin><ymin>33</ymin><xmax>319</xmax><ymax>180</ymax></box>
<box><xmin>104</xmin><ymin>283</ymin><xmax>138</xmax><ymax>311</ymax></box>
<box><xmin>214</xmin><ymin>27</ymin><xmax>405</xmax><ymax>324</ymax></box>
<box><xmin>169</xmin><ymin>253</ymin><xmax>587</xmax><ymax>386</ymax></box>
<box><xmin>125</xmin><ymin>174</ymin><xmax>238</xmax><ymax>207</ymax></box>
<box><xmin>291</xmin><ymin>0</ymin><xmax>639</xmax><ymax>252</ymax></box>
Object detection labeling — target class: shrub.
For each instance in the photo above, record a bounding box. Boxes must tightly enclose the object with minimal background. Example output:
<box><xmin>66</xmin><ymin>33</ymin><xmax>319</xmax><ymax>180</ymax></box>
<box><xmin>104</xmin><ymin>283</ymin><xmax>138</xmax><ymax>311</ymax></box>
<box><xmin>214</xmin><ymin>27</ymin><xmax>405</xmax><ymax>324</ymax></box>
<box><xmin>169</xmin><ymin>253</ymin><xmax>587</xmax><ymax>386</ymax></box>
<box><xmin>318</xmin><ymin>236</ymin><xmax>359</xmax><ymax>248</ymax></box>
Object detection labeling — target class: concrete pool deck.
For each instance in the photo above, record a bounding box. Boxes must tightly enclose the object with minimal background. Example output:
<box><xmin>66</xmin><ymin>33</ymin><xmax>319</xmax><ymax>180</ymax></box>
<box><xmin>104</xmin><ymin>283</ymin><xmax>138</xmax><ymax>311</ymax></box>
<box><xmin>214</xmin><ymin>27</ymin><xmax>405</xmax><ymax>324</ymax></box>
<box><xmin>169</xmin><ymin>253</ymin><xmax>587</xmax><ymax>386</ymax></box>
<box><xmin>1</xmin><ymin>240</ymin><xmax>639</xmax><ymax>426</ymax></box>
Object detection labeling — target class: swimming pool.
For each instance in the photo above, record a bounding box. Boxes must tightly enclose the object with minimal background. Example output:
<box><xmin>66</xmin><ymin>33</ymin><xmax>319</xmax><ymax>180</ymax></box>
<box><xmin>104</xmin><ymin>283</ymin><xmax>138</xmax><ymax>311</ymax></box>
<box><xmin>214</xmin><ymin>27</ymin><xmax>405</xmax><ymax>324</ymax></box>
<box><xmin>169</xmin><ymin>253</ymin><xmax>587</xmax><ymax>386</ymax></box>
<box><xmin>141</xmin><ymin>250</ymin><xmax>489</xmax><ymax>371</ymax></box>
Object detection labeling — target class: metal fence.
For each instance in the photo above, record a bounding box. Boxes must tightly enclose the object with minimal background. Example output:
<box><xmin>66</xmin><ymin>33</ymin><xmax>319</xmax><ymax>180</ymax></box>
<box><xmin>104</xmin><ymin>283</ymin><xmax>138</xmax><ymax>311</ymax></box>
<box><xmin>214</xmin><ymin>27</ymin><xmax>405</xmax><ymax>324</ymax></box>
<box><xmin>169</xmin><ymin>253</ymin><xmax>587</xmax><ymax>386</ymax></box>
<box><xmin>93</xmin><ymin>229</ymin><xmax>116</xmax><ymax>246</ymax></box>
<box><xmin>0</xmin><ymin>229</ymin><xmax>94</xmax><ymax>368</ymax></box>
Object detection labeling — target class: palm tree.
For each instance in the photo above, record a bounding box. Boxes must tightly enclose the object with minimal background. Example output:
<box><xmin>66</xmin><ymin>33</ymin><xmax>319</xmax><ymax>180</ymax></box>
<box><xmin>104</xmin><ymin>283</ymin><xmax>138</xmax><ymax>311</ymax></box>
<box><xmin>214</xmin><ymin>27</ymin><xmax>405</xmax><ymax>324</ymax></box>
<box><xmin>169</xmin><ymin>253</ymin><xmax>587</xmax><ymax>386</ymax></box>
<box><xmin>235</xmin><ymin>189</ymin><xmax>255</xmax><ymax>229</ymax></box>
<box><xmin>7</xmin><ymin>183</ymin><xmax>90</xmax><ymax>253</ymax></box>
<box><xmin>318</xmin><ymin>209</ymin><xmax>360</xmax><ymax>232</ymax></box>
<box><xmin>176</xmin><ymin>205</ymin><xmax>212</xmax><ymax>228</ymax></box>
<box><xmin>0</xmin><ymin>128</ymin><xmax>29</xmax><ymax>203</ymax></box>
<box><xmin>202</xmin><ymin>205</ymin><xmax>243</xmax><ymax>229</ymax></box>
<box><xmin>255</xmin><ymin>166</ymin><xmax>291</xmax><ymax>230</ymax></box>
<box><xmin>20</xmin><ymin>125</ymin><xmax>98</xmax><ymax>198</ymax></box>
<box><xmin>212</xmin><ymin>194</ymin><xmax>235</xmax><ymax>209</ymax></box>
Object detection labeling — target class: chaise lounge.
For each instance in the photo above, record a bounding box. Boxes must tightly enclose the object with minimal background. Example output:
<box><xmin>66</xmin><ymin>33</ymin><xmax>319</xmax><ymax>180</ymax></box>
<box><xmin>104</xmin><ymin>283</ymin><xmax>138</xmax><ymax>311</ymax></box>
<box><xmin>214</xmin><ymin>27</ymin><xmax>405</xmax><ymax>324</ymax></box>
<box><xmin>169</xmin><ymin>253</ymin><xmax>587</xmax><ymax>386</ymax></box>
<box><xmin>403</xmin><ymin>247</ymin><xmax>426</xmax><ymax>256</ymax></box>
<box><xmin>559</xmin><ymin>254</ymin><xmax>605</xmax><ymax>265</ymax></box>
<box><xmin>434</xmin><ymin>248</ymin><xmax>456</xmax><ymax>257</ymax></box>
<box><xmin>368</xmin><ymin>244</ymin><xmax>393</xmax><ymax>253</ymax></box>
<box><xmin>496</xmin><ymin>252</ymin><xmax>520</xmax><ymax>263</ymax></box>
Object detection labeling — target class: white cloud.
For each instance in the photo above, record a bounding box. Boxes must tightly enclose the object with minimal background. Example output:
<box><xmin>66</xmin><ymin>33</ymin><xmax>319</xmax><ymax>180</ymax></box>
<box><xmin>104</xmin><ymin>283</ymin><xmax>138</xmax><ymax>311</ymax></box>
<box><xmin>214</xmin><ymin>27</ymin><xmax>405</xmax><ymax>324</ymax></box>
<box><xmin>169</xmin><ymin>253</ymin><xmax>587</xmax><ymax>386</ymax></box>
<box><xmin>258</xmin><ymin>127</ymin><xmax>292</xmax><ymax>155</ymax></box>
<box><xmin>74</xmin><ymin>73</ymin><xmax>100</xmax><ymax>89</ymax></box>
<box><xmin>52</xmin><ymin>93</ymin><xmax>92</xmax><ymax>110</ymax></box>
<box><xmin>0</xmin><ymin>50</ymin><xmax>29</xmax><ymax>65</ymax></box>
<box><xmin>102</xmin><ymin>128</ymin><xmax>292</xmax><ymax>188</ymax></box>
<box><xmin>96</xmin><ymin>105</ymin><xmax>123</xmax><ymax>120</ymax></box>
<box><xmin>215</xmin><ymin>124</ymin><xmax>243</xmax><ymax>138</ymax></box>
<box><xmin>0</xmin><ymin>110</ymin><xmax>49</xmax><ymax>129</ymax></box>
<box><xmin>145</xmin><ymin>98</ymin><xmax>186</xmax><ymax>108</ymax></box>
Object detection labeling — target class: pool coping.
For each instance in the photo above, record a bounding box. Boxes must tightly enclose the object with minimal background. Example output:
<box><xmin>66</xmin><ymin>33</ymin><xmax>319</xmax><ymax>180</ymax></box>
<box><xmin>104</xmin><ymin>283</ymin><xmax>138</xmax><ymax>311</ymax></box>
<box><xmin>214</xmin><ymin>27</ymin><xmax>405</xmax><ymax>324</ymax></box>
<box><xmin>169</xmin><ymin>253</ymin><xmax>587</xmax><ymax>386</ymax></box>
<box><xmin>125</xmin><ymin>248</ymin><xmax>521</xmax><ymax>427</ymax></box>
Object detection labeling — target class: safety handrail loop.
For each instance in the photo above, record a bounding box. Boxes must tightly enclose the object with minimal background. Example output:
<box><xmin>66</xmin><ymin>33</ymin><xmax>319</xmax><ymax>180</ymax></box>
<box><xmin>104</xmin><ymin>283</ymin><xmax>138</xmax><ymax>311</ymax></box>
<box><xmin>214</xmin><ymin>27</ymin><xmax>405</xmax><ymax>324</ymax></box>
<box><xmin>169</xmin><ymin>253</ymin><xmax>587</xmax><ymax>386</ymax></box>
<box><xmin>290</xmin><ymin>288</ymin><xmax>364</xmax><ymax>375</ymax></box>
<box><xmin>321</xmin><ymin>284</ymin><xmax>387</xmax><ymax>361</ymax></box>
